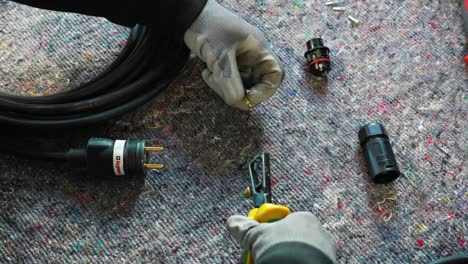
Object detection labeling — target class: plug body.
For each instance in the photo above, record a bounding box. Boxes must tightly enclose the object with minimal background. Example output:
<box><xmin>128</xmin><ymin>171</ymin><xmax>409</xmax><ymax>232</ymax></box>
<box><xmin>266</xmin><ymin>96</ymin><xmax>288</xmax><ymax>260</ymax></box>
<box><xmin>358</xmin><ymin>123</ymin><xmax>401</xmax><ymax>184</ymax></box>
<box><xmin>67</xmin><ymin>138</ymin><xmax>162</xmax><ymax>178</ymax></box>
<box><xmin>304</xmin><ymin>38</ymin><xmax>331</xmax><ymax>77</ymax></box>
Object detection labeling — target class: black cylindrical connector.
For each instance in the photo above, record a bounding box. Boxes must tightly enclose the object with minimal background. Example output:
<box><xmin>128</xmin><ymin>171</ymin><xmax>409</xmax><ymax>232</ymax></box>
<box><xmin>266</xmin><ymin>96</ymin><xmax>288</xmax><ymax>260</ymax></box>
<box><xmin>304</xmin><ymin>38</ymin><xmax>331</xmax><ymax>77</ymax></box>
<box><xmin>66</xmin><ymin>138</ymin><xmax>163</xmax><ymax>178</ymax></box>
<box><xmin>86</xmin><ymin>138</ymin><xmax>147</xmax><ymax>178</ymax></box>
<box><xmin>358</xmin><ymin>123</ymin><xmax>401</xmax><ymax>184</ymax></box>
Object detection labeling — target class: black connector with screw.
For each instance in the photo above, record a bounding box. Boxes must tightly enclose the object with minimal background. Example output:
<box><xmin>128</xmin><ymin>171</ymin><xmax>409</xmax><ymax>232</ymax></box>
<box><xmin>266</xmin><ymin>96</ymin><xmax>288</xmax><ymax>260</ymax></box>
<box><xmin>67</xmin><ymin>138</ymin><xmax>164</xmax><ymax>178</ymax></box>
<box><xmin>304</xmin><ymin>38</ymin><xmax>331</xmax><ymax>77</ymax></box>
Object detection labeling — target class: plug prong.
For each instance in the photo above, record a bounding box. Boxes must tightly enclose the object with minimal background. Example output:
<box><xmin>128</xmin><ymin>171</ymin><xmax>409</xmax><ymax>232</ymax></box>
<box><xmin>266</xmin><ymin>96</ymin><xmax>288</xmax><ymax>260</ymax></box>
<box><xmin>243</xmin><ymin>96</ymin><xmax>253</xmax><ymax>111</ymax></box>
<box><xmin>144</xmin><ymin>164</ymin><xmax>164</xmax><ymax>169</ymax></box>
<box><xmin>144</xmin><ymin>147</ymin><xmax>164</xmax><ymax>152</ymax></box>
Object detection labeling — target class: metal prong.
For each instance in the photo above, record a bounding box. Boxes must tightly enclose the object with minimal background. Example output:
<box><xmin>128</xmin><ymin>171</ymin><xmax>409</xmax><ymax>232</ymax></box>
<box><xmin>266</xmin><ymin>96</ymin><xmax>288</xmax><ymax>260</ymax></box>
<box><xmin>333</xmin><ymin>6</ymin><xmax>346</xmax><ymax>12</ymax></box>
<box><xmin>348</xmin><ymin>15</ymin><xmax>360</xmax><ymax>25</ymax></box>
<box><xmin>144</xmin><ymin>164</ymin><xmax>164</xmax><ymax>169</ymax></box>
<box><xmin>144</xmin><ymin>147</ymin><xmax>164</xmax><ymax>152</ymax></box>
<box><xmin>243</xmin><ymin>186</ymin><xmax>252</xmax><ymax>198</ymax></box>
<box><xmin>243</xmin><ymin>96</ymin><xmax>253</xmax><ymax>111</ymax></box>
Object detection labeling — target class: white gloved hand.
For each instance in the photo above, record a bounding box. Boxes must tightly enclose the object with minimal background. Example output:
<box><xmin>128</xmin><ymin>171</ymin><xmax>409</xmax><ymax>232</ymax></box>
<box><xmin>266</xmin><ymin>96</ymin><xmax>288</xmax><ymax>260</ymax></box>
<box><xmin>227</xmin><ymin>212</ymin><xmax>337</xmax><ymax>264</ymax></box>
<box><xmin>184</xmin><ymin>0</ymin><xmax>284</xmax><ymax>110</ymax></box>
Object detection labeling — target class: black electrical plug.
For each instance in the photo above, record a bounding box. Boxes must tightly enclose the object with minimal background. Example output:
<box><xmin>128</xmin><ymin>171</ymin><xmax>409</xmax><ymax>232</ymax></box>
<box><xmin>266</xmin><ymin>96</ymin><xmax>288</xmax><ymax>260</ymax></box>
<box><xmin>358</xmin><ymin>123</ymin><xmax>401</xmax><ymax>184</ymax></box>
<box><xmin>304</xmin><ymin>38</ymin><xmax>331</xmax><ymax>77</ymax></box>
<box><xmin>66</xmin><ymin>138</ymin><xmax>163</xmax><ymax>178</ymax></box>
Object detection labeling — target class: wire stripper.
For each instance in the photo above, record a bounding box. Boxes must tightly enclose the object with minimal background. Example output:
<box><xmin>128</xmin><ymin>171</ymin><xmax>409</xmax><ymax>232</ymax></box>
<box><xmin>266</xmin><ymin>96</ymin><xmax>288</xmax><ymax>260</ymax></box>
<box><xmin>242</xmin><ymin>152</ymin><xmax>291</xmax><ymax>264</ymax></box>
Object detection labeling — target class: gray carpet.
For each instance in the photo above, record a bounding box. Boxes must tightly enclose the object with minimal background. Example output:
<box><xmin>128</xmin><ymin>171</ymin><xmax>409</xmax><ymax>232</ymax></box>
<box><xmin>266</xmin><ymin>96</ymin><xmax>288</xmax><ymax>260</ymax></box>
<box><xmin>0</xmin><ymin>0</ymin><xmax>467</xmax><ymax>263</ymax></box>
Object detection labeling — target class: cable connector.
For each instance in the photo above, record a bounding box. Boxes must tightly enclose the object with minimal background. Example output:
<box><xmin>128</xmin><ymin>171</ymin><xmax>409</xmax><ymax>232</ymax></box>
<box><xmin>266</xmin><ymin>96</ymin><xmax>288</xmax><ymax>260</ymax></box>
<box><xmin>67</xmin><ymin>138</ymin><xmax>163</xmax><ymax>178</ymax></box>
<box><xmin>304</xmin><ymin>38</ymin><xmax>331</xmax><ymax>77</ymax></box>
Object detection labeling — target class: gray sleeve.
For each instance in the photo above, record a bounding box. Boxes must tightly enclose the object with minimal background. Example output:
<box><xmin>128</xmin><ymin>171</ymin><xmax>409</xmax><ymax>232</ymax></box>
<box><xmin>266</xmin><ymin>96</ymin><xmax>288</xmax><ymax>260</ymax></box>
<box><xmin>256</xmin><ymin>242</ymin><xmax>336</xmax><ymax>264</ymax></box>
<box><xmin>12</xmin><ymin>0</ymin><xmax>208</xmax><ymax>34</ymax></box>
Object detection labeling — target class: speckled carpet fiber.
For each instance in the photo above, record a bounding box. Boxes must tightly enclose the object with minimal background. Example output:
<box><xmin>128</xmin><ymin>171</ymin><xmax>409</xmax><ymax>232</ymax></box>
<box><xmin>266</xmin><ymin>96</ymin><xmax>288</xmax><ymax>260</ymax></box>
<box><xmin>0</xmin><ymin>0</ymin><xmax>467</xmax><ymax>263</ymax></box>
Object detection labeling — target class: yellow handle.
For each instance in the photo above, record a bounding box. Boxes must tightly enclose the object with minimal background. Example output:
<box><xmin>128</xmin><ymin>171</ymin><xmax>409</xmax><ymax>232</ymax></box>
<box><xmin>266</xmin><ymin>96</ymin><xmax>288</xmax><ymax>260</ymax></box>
<box><xmin>248</xmin><ymin>203</ymin><xmax>291</xmax><ymax>222</ymax></box>
<box><xmin>245</xmin><ymin>203</ymin><xmax>291</xmax><ymax>264</ymax></box>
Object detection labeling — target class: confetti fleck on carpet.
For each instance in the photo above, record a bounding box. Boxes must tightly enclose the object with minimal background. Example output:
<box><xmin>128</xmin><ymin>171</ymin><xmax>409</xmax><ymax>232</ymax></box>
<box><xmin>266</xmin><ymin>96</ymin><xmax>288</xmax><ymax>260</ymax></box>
<box><xmin>0</xmin><ymin>0</ymin><xmax>467</xmax><ymax>263</ymax></box>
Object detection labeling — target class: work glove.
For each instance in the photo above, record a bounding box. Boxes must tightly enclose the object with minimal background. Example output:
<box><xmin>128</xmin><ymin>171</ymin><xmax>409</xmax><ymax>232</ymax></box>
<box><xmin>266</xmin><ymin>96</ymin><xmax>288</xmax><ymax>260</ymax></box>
<box><xmin>184</xmin><ymin>0</ymin><xmax>284</xmax><ymax>111</ymax></box>
<box><xmin>227</xmin><ymin>212</ymin><xmax>337</xmax><ymax>264</ymax></box>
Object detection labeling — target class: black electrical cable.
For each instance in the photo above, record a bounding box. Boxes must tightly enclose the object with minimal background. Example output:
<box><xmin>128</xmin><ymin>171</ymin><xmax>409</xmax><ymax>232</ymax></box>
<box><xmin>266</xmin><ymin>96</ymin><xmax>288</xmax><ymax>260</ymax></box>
<box><xmin>0</xmin><ymin>146</ymin><xmax>67</xmax><ymax>161</ymax></box>
<box><xmin>0</xmin><ymin>25</ymin><xmax>190</xmax><ymax>159</ymax></box>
